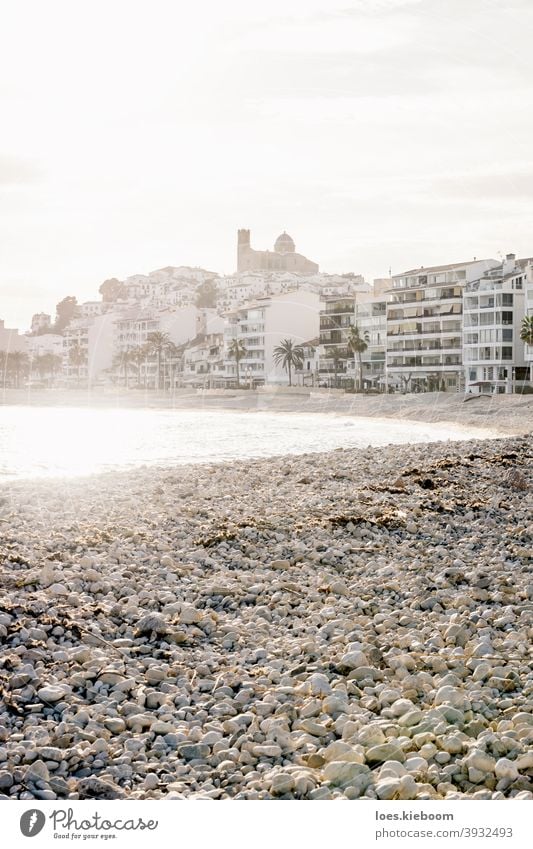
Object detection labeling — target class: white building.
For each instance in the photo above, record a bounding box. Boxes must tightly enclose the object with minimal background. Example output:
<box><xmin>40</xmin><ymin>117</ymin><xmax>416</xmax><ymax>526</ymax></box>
<box><xmin>463</xmin><ymin>254</ymin><xmax>531</xmax><ymax>394</ymax></box>
<box><xmin>31</xmin><ymin>313</ymin><xmax>52</xmax><ymax>334</ymax></box>
<box><xmin>346</xmin><ymin>290</ymin><xmax>387</xmax><ymax>389</ymax></box>
<box><xmin>62</xmin><ymin>319</ymin><xmax>90</xmax><ymax>384</ymax></box>
<box><xmin>76</xmin><ymin>301</ymin><xmax>105</xmax><ymax>319</ymax></box>
<box><xmin>386</xmin><ymin>259</ymin><xmax>498</xmax><ymax>393</ymax></box>
<box><xmin>112</xmin><ymin>306</ymin><xmax>222</xmax><ymax>388</ymax></box>
<box><xmin>0</xmin><ymin>319</ymin><xmax>27</xmax><ymax>354</ymax></box>
<box><xmin>298</xmin><ymin>337</ymin><xmax>320</xmax><ymax>386</ymax></box>
<box><xmin>26</xmin><ymin>333</ymin><xmax>63</xmax><ymax>358</ymax></box>
<box><xmin>181</xmin><ymin>332</ymin><xmax>226</xmax><ymax>388</ymax></box>
<box><xmin>525</xmin><ymin>264</ymin><xmax>533</xmax><ymax>375</ymax></box>
<box><xmin>62</xmin><ymin>311</ymin><xmax>122</xmax><ymax>386</ymax></box>
<box><xmin>224</xmin><ymin>290</ymin><xmax>321</xmax><ymax>386</ymax></box>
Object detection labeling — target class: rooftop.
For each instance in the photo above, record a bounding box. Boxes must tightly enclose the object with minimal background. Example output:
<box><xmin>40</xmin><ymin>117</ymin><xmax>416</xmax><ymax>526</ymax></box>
<box><xmin>394</xmin><ymin>259</ymin><xmax>493</xmax><ymax>277</ymax></box>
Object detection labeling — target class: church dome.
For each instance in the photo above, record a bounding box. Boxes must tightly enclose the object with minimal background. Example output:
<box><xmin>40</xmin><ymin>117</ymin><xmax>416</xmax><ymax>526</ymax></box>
<box><xmin>274</xmin><ymin>231</ymin><xmax>295</xmax><ymax>253</ymax></box>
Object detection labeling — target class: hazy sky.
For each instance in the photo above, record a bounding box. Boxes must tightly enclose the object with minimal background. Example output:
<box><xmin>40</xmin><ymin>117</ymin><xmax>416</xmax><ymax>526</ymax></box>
<box><xmin>2</xmin><ymin>0</ymin><xmax>533</xmax><ymax>329</ymax></box>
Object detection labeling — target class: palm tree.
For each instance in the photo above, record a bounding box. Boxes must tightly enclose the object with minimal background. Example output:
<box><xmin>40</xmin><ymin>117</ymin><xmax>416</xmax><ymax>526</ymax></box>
<box><xmin>33</xmin><ymin>352</ymin><xmax>62</xmax><ymax>386</ymax></box>
<box><xmin>346</xmin><ymin>325</ymin><xmax>368</xmax><ymax>391</ymax></box>
<box><xmin>69</xmin><ymin>343</ymin><xmax>87</xmax><ymax>387</ymax></box>
<box><xmin>273</xmin><ymin>338</ymin><xmax>304</xmax><ymax>387</ymax></box>
<box><xmin>6</xmin><ymin>351</ymin><xmax>30</xmax><ymax>388</ymax></box>
<box><xmin>145</xmin><ymin>331</ymin><xmax>171</xmax><ymax>390</ymax></box>
<box><xmin>228</xmin><ymin>338</ymin><xmax>247</xmax><ymax>388</ymax></box>
<box><xmin>112</xmin><ymin>348</ymin><xmax>135</xmax><ymax>387</ymax></box>
<box><xmin>521</xmin><ymin>314</ymin><xmax>533</xmax><ymax>382</ymax></box>
<box><xmin>129</xmin><ymin>345</ymin><xmax>147</xmax><ymax>388</ymax></box>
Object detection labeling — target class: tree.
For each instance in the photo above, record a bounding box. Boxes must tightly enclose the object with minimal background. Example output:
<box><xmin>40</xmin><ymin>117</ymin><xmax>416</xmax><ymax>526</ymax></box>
<box><xmin>33</xmin><ymin>352</ymin><xmax>62</xmax><ymax>385</ymax></box>
<box><xmin>195</xmin><ymin>279</ymin><xmax>217</xmax><ymax>309</ymax></box>
<box><xmin>112</xmin><ymin>348</ymin><xmax>136</xmax><ymax>387</ymax></box>
<box><xmin>54</xmin><ymin>296</ymin><xmax>78</xmax><ymax>332</ymax></box>
<box><xmin>346</xmin><ymin>325</ymin><xmax>368</xmax><ymax>391</ymax></box>
<box><xmin>521</xmin><ymin>314</ymin><xmax>533</xmax><ymax>382</ymax></box>
<box><xmin>69</xmin><ymin>343</ymin><xmax>87</xmax><ymax>386</ymax></box>
<box><xmin>273</xmin><ymin>338</ymin><xmax>304</xmax><ymax>387</ymax></box>
<box><xmin>400</xmin><ymin>372</ymin><xmax>413</xmax><ymax>393</ymax></box>
<box><xmin>228</xmin><ymin>338</ymin><xmax>247</xmax><ymax>388</ymax></box>
<box><xmin>99</xmin><ymin>278</ymin><xmax>126</xmax><ymax>303</ymax></box>
<box><xmin>129</xmin><ymin>345</ymin><xmax>147</xmax><ymax>387</ymax></box>
<box><xmin>145</xmin><ymin>331</ymin><xmax>172</xmax><ymax>390</ymax></box>
<box><xmin>3</xmin><ymin>351</ymin><xmax>29</xmax><ymax>388</ymax></box>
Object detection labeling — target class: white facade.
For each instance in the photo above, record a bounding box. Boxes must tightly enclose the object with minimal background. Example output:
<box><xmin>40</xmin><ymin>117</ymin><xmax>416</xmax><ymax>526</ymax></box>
<box><xmin>0</xmin><ymin>320</ymin><xmax>27</xmax><ymax>354</ymax></box>
<box><xmin>224</xmin><ymin>290</ymin><xmax>321</xmax><ymax>386</ymax></box>
<box><xmin>31</xmin><ymin>313</ymin><xmax>52</xmax><ymax>334</ymax></box>
<box><xmin>26</xmin><ymin>333</ymin><xmax>63</xmax><ymax>358</ymax></box>
<box><xmin>63</xmin><ymin>312</ymin><xmax>120</xmax><ymax>386</ymax></box>
<box><xmin>181</xmin><ymin>333</ymin><xmax>225</xmax><ymax>387</ymax></box>
<box><xmin>386</xmin><ymin>259</ymin><xmax>498</xmax><ymax>392</ymax></box>
<box><xmin>346</xmin><ymin>292</ymin><xmax>387</xmax><ymax>388</ymax></box>
<box><xmin>463</xmin><ymin>254</ymin><xmax>530</xmax><ymax>393</ymax></box>
<box><xmin>525</xmin><ymin>265</ymin><xmax>533</xmax><ymax>370</ymax></box>
<box><xmin>76</xmin><ymin>301</ymin><xmax>105</xmax><ymax>319</ymax></box>
<box><xmin>62</xmin><ymin>319</ymin><xmax>90</xmax><ymax>384</ymax></box>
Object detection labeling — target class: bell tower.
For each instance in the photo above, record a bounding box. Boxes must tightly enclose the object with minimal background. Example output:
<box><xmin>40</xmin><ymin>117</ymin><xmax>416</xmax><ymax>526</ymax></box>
<box><xmin>237</xmin><ymin>228</ymin><xmax>251</xmax><ymax>272</ymax></box>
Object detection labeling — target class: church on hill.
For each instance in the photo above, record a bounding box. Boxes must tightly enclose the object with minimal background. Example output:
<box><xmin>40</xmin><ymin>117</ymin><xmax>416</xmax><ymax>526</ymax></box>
<box><xmin>237</xmin><ymin>229</ymin><xmax>319</xmax><ymax>274</ymax></box>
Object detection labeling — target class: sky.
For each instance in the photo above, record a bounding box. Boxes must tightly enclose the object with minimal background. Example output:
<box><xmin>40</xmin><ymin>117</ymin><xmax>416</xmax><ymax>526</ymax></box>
<box><xmin>1</xmin><ymin>0</ymin><xmax>533</xmax><ymax>329</ymax></box>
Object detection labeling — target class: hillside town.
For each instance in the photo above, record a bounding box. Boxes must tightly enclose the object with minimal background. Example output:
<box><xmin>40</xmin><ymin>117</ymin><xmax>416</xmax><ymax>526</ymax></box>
<box><xmin>2</xmin><ymin>230</ymin><xmax>533</xmax><ymax>395</ymax></box>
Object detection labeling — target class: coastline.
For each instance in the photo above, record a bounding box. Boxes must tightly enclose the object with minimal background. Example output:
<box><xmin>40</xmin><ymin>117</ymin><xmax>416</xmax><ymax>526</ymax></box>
<box><xmin>1</xmin><ymin>388</ymin><xmax>532</xmax><ymax>436</ymax></box>
<box><xmin>0</xmin><ymin>432</ymin><xmax>531</xmax><ymax>800</ymax></box>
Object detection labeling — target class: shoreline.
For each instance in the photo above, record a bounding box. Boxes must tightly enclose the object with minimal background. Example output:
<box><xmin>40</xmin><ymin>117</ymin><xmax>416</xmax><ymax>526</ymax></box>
<box><xmin>0</xmin><ymin>433</ymin><xmax>531</xmax><ymax>800</ymax></box>
<box><xmin>1</xmin><ymin>388</ymin><xmax>532</xmax><ymax>437</ymax></box>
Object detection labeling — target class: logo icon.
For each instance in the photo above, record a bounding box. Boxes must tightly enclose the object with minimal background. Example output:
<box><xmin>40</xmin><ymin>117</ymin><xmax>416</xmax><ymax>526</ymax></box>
<box><xmin>20</xmin><ymin>810</ymin><xmax>46</xmax><ymax>838</ymax></box>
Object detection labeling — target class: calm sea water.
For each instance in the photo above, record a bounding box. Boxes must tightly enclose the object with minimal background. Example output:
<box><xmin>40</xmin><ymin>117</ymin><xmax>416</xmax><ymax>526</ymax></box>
<box><xmin>0</xmin><ymin>405</ymin><xmax>495</xmax><ymax>481</ymax></box>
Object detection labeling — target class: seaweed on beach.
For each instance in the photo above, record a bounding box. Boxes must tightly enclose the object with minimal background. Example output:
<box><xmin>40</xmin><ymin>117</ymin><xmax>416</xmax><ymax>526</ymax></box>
<box><xmin>327</xmin><ymin>508</ymin><xmax>406</xmax><ymax>530</ymax></box>
<box><xmin>194</xmin><ymin>517</ymin><xmax>276</xmax><ymax>548</ymax></box>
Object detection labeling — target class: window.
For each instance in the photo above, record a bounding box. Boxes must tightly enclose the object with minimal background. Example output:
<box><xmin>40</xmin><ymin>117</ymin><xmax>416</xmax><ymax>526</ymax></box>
<box><xmin>502</xmin><ymin>329</ymin><xmax>513</xmax><ymax>342</ymax></box>
<box><xmin>502</xmin><ymin>347</ymin><xmax>513</xmax><ymax>360</ymax></box>
<box><xmin>502</xmin><ymin>311</ymin><xmax>513</xmax><ymax>325</ymax></box>
<box><xmin>502</xmin><ymin>293</ymin><xmax>513</xmax><ymax>306</ymax></box>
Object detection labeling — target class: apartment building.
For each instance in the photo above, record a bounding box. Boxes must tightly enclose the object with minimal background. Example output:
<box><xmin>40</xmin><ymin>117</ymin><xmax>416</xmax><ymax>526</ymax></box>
<box><xmin>347</xmin><ymin>292</ymin><xmax>387</xmax><ymax>389</ymax></box>
<box><xmin>62</xmin><ymin>319</ymin><xmax>90</xmax><ymax>384</ymax></box>
<box><xmin>26</xmin><ymin>333</ymin><xmax>63</xmax><ymax>359</ymax></box>
<box><xmin>298</xmin><ymin>338</ymin><xmax>320</xmax><ymax>386</ymax></box>
<box><xmin>75</xmin><ymin>301</ymin><xmax>105</xmax><ymax>319</ymax></box>
<box><xmin>0</xmin><ymin>319</ymin><xmax>27</xmax><ymax>354</ymax></box>
<box><xmin>386</xmin><ymin>259</ymin><xmax>498</xmax><ymax>392</ymax></box>
<box><xmin>62</xmin><ymin>313</ymin><xmax>117</xmax><ymax>386</ymax></box>
<box><xmin>318</xmin><ymin>297</ymin><xmax>355</xmax><ymax>386</ymax></box>
<box><xmin>30</xmin><ymin>313</ymin><xmax>52</xmax><ymax>334</ymax></box>
<box><xmin>224</xmin><ymin>290</ymin><xmax>320</xmax><ymax>386</ymax></box>
<box><xmin>181</xmin><ymin>333</ymin><xmax>225</xmax><ymax>388</ymax></box>
<box><xmin>463</xmin><ymin>254</ymin><xmax>530</xmax><ymax>394</ymax></box>
<box><xmin>526</xmin><ymin>265</ymin><xmax>533</xmax><ymax>375</ymax></box>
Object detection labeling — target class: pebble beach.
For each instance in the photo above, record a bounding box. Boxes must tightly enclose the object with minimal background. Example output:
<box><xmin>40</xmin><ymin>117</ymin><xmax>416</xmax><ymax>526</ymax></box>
<box><xmin>0</xmin><ymin>426</ymin><xmax>532</xmax><ymax>801</ymax></box>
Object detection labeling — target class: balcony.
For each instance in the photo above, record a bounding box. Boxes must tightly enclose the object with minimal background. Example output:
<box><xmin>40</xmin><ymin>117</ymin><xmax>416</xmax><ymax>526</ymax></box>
<box><xmin>323</xmin><ymin>303</ymin><xmax>355</xmax><ymax>315</ymax></box>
